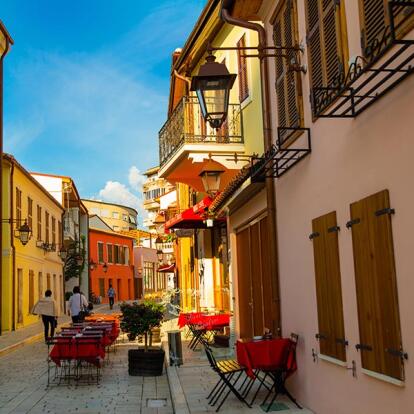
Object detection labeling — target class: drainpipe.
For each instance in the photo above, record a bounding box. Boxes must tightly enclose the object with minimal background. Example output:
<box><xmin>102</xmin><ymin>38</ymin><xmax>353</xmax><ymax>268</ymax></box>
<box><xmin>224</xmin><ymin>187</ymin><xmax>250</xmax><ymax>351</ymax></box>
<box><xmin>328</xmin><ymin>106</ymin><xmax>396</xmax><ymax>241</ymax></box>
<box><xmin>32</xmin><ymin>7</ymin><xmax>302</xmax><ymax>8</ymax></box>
<box><xmin>10</xmin><ymin>160</ymin><xmax>15</xmax><ymax>330</ymax></box>
<box><xmin>0</xmin><ymin>32</ymin><xmax>12</xmax><ymax>334</ymax></box>
<box><xmin>220</xmin><ymin>0</ymin><xmax>281</xmax><ymax>334</ymax></box>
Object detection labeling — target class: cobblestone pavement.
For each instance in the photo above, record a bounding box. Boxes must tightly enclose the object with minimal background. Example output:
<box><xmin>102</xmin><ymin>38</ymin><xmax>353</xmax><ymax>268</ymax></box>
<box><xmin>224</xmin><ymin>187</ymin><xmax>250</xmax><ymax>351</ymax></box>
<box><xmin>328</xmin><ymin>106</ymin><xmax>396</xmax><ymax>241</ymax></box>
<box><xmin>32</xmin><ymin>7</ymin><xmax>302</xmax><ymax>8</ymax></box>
<box><xmin>0</xmin><ymin>338</ymin><xmax>173</xmax><ymax>414</ymax></box>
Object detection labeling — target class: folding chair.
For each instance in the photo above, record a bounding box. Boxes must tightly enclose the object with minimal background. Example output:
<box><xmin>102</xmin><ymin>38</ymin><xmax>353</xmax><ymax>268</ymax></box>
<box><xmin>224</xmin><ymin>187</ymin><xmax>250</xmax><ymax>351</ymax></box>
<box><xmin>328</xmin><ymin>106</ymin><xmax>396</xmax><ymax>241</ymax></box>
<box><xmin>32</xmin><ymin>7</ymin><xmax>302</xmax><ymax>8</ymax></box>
<box><xmin>47</xmin><ymin>337</ymin><xmax>74</xmax><ymax>386</ymax></box>
<box><xmin>201</xmin><ymin>339</ymin><xmax>251</xmax><ymax>412</ymax></box>
<box><xmin>187</xmin><ymin>323</ymin><xmax>208</xmax><ymax>350</ymax></box>
<box><xmin>74</xmin><ymin>336</ymin><xmax>103</xmax><ymax>385</ymax></box>
<box><xmin>261</xmin><ymin>333</ymin><xmax>302</xmax><ymax>412</ymax></box>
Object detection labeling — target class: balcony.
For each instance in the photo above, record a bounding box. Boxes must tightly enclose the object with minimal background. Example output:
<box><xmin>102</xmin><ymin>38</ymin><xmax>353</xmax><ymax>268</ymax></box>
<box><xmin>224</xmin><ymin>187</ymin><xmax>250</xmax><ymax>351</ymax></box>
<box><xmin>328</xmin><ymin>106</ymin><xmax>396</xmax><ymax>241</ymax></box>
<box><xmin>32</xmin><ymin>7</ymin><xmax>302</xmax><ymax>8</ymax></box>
<box><xmin>158</xmin><ymin>96</ymin><xmax>245</xmax><ymax>192</ymax></box>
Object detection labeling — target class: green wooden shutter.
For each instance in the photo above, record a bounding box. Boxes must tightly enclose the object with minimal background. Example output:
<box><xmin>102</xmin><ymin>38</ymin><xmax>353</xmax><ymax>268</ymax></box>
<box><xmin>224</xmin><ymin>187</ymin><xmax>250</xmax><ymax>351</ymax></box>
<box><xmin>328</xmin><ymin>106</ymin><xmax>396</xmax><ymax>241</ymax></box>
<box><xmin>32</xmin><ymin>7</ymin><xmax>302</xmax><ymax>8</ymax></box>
<box><xmin>311</xmin><ymin>211</ymin><xmax>346</xmax><ymax>361</ymax></box>
<box><xmin>350</xmin><ymin>189</ymin><xmax>404</xmax><ymax>380</ymax></box>
<box><xmin>237</xmin><ymin>35</ymin><xmax>249</xmax><ymax>102</ymax></box>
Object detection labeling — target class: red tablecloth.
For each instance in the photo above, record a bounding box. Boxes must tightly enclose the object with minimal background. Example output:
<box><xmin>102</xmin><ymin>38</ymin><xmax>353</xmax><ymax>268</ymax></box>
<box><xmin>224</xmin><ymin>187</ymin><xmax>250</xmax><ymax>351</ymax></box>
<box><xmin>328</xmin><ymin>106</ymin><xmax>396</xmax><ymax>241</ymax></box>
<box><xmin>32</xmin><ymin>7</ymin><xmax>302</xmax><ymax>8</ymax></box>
<box><xmin>178</xmin><ymin>313</ymin><xmax>230</xmax><ymax>330</ymax></box>
<box><xmin>236</xmin><ymin>338</ymin><xmax>297</xmax><ymax>378</ymax></box>
<box><xmin>50</xmin><ymin>336</ymin><xmax>105</xmax><ymax>367</ymax></box>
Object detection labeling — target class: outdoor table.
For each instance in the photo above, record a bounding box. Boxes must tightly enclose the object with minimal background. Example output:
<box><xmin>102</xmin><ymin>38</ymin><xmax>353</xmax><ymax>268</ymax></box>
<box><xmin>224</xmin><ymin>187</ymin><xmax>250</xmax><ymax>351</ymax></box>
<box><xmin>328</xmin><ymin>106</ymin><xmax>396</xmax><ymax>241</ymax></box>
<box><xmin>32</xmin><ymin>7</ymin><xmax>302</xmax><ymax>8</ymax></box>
<box><xmin>50</xmin><ymin>335</ymin><xmax>105</xmax><ymax>367</ymax></box>
<box><xmin>178</xmin><ymin>312</ymin><xmax>230</xmax><ymax>330</ymax></box>
<box><xmin>236</xmin><ymin>338</ymin><xmax>300</xmax><ymax>411</ymax></box>
<box><xmin>178</xmin><ymin>312</ymin><xmax>203</xmax><ymax>328</ymax></box>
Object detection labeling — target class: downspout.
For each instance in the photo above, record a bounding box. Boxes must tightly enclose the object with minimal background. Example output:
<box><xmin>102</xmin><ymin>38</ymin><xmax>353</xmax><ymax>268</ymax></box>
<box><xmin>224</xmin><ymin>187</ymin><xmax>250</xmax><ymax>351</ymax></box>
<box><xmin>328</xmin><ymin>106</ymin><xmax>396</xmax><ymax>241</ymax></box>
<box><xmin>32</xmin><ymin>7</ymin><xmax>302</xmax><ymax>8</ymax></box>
<box><xmin>10</xmin><ymin>160</ymin><xmax>15</xmax><ymax>330</ymax></box>
<box><xmin>0</xmin><ymin>34</ymin><xmax>12</xmax><ymax>334</ymax></box>
<box><xmin>220</xmin><ymin>0</ymin><xmax>281</xmax><ymax>334</ymax></box>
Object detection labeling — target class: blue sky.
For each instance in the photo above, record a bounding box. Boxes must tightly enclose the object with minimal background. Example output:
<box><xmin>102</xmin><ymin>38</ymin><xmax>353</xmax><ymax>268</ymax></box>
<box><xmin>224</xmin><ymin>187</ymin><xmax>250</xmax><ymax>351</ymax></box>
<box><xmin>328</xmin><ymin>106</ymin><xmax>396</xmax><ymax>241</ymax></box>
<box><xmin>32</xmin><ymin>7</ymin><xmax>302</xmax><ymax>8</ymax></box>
<box><xmin>2</xmin><ymin>0</ymin><xmax>204</xmax><ymax>222</ymax></box>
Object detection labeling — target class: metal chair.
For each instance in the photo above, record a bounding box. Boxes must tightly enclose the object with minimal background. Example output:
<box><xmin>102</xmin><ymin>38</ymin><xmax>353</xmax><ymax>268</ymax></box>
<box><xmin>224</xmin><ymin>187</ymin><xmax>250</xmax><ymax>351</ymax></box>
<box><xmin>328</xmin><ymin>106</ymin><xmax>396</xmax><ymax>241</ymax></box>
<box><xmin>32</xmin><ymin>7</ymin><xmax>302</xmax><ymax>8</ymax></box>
<box><xmin>201</xmin><ymin>338</ymin><xmax>251</xmax><ymax>412</ymax></box>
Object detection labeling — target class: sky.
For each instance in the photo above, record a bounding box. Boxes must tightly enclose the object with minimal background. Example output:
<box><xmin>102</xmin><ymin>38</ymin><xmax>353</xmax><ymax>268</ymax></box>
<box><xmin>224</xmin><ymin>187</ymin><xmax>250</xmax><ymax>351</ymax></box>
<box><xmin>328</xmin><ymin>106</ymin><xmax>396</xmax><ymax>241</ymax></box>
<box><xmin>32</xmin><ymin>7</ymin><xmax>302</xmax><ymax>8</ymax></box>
<box><xmin>1</xmin><ymin>0</ymin><xmax>205</xmax><ymax>223</ymax></box>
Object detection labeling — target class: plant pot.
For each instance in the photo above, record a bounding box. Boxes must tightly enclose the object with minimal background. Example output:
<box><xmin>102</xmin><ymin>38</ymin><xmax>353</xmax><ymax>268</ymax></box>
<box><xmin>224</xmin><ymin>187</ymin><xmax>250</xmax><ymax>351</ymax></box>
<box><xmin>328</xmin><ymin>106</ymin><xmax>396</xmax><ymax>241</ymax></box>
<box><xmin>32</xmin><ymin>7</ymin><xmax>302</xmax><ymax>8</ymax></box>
<box><xmin>151</xmin><ymin>327</ymin><xmax>161</xmax><ymax>343</ymax></box>
<box><xmin>128</xmin><ymin>348</ymin><xmax>165</xmax><ymax>376</ymax></box>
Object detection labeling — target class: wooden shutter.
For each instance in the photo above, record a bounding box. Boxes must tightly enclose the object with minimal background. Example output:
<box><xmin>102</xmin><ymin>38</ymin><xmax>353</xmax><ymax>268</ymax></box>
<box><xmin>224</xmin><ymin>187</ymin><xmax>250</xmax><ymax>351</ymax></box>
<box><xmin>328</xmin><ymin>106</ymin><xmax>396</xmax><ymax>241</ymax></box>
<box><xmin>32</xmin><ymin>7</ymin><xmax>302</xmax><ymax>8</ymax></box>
<box><xmin>237</xmin><ymin>35</ymin><xmax>249</xmax><ymax>102</ymax></box>
<box><xmin>306</xmin><ymin>0</ymin><xmax>347</xmax><ymax>94</ymax></box>
<box><xmin>311</xmin><ymin>211</ymin><xmax>346</xmax><ymax>361</ymax></box>
<box><xmin>349</xmin><ymin>189</ymin><xmax>404</xmax><ymax>380</ymax></box>
<box><xmin>273</xmin><ymin>0</ymin><xmax>303</xmax><ymax>135</ymax></box>
<box><xmin>359</xmin><ymin>0</ymin><xmax>414</xmax><ymax>58</ymax></box>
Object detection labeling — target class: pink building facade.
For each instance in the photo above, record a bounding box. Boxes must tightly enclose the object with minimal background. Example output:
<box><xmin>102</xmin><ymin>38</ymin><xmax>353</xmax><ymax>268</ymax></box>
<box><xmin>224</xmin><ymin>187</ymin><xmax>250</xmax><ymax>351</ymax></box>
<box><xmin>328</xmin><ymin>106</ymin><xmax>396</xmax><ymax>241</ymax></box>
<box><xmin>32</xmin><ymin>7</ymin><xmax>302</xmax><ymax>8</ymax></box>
<box><xmin>255</xmin><ymin>1</ymin><xmax>414</xmax><ymax>413</ymax></box>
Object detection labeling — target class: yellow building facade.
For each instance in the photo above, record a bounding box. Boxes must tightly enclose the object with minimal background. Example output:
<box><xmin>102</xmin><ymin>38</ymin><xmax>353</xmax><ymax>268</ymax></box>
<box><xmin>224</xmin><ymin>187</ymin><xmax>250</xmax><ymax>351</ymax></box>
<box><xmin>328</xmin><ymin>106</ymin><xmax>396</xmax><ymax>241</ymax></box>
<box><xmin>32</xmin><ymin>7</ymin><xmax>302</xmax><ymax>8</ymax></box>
<box><xmin>159</xmin><ymin>0</ymin><xmax>264</xmax><ymax>314</ymax></box>
<box><xmin>1</xmin><ymin>154</ymin><xmax>64</xmax><ymax>332</ymax></box>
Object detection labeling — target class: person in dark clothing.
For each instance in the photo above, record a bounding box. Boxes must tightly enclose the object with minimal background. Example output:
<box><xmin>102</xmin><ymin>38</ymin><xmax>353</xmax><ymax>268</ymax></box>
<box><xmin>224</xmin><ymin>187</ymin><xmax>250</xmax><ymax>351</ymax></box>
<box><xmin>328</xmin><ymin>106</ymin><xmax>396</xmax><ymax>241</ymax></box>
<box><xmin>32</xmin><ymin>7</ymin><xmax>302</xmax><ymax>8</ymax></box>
<box><xmin>107</xmin><ymin>285</ymin><xmax>116</xmax><ymax>310</ymax></box>
<box><xmin>32</xmin><ymin>289</ymin><xmax>58</xmax><ymax>343</ymax></box>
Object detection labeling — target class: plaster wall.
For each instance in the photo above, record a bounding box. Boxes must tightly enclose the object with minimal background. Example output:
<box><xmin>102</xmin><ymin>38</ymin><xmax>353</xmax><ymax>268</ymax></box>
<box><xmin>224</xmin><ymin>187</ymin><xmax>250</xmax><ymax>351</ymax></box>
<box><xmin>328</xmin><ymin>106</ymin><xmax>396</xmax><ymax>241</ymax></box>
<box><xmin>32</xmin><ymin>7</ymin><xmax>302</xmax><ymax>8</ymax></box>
<box><xmin>259</xmin><ymin>0</ymin><xmax>414</xmax><ymax>412</ymax></box>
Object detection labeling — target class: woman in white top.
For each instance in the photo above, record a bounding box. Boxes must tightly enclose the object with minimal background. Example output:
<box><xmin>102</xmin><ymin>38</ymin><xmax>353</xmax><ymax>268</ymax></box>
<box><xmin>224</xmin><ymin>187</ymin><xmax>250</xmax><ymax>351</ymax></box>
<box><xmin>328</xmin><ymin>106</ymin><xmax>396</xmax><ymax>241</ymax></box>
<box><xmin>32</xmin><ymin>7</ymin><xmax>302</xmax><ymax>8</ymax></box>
<box><xmin>32</xmin><ymin>289</ymin><xmax>58</xmax><ymax>343</ymax></box>
<box><xmin>68</xmin><ymin>286</ymin><xmax>89</xmax><ymax>323</ymax></box>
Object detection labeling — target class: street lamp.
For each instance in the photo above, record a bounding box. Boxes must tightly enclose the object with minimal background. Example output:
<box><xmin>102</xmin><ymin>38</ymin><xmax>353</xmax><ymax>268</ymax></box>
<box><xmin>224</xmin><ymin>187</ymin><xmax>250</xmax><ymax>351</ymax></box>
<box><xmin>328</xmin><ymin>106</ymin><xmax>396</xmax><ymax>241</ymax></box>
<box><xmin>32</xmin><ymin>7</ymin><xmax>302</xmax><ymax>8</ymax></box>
<box><xmin>190</xmin><ymin>53</ymin><xmax>236</xmax><ymax>129</ymax></box>
<box><xmin>75</xmin><ymin>254</ymin><xmax>84</xmax><ymax>267</ymax></box>
<box><xmin>59</xmin><ymin>245</ymin><xmax>68</xmax><ymax>261</ymax></box>
<box><xmin>102</xmin><ymin>262</ymin><xmax>108</xmax><ymax>273</ymax></box>
<box><xmin>155</xmin><ymin>236</ymin><xmax>163</xmax><ymax>251</ymax></box>
<box><xmin>199</xmin><ymin>158</ymin><xmax>225</xmax><ymax>196</ymax></box>
<box><xmin>89</xmin><ymin>260</ymin><xmax>96</xmax><ymax>271</ymax></box>
<box><xmin>15</xmin><ymin>221</ymin><xmax>32</xmax><ymax>246</ymax></box>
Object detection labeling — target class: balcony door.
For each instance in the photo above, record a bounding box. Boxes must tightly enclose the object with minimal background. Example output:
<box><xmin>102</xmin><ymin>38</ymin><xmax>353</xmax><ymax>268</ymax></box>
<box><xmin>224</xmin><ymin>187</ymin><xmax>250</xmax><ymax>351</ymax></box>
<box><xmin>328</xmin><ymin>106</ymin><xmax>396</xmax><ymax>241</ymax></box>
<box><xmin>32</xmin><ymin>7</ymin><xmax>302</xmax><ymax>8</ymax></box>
<box><xmin>236</xmin><ymin>215</ymin><xmax>276</xmax><ymax>338</ymax></box>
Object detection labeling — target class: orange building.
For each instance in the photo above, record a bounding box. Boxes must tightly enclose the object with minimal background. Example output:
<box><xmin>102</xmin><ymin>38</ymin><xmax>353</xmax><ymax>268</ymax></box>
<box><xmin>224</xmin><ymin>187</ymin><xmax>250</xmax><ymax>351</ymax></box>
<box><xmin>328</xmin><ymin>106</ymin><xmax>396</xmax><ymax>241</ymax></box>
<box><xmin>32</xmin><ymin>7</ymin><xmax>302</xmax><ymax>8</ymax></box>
<box><xmin>88</xmin><ymin>222</ymin><xmax>135</xmax><ymax>304</ymax></box>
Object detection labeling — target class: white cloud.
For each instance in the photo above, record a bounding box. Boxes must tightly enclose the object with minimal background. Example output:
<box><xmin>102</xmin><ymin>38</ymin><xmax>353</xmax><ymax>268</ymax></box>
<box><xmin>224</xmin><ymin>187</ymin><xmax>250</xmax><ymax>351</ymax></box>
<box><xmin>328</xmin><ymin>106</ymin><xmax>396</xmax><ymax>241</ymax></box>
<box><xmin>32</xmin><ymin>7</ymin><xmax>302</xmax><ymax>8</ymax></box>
<box><xmin>99</xmin><ymin>181</ymin><xmax>141</xmax><ymax>210</ymax></box>
<box><xmin>128</xmin><ymin>166</ymin><xmax>146</xmax><ymax>192</ymax></box>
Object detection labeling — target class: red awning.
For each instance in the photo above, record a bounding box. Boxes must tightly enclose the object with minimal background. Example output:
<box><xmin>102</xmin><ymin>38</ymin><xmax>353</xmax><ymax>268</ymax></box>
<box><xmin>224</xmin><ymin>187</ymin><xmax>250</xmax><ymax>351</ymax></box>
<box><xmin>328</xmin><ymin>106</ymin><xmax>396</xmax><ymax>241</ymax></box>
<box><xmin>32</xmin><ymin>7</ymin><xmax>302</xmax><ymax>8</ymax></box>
<box><xmin>165</xmin><ymin>207</ymin><xmax>207</xmax><ymax>230</ymax></box>
<box><xmin>192</xmin><ymin>196</ymin><xmax>213</xmax><ymax>214</ymax></box>
<box><xmin>158</xmin><ymin>264</ymin><xmax>175</xmax><ymax>273</ymax></box>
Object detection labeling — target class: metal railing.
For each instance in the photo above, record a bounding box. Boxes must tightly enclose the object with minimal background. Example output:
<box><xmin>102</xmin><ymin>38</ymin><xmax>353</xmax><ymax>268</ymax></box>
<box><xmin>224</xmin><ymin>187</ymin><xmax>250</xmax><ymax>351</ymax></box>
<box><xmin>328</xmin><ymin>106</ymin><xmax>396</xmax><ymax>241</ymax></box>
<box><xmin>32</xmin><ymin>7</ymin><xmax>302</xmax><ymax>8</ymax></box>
<box><xmin>159</xmin><ymin>96</ymin><xmax>243</xmax><ymax>167</ymax></box>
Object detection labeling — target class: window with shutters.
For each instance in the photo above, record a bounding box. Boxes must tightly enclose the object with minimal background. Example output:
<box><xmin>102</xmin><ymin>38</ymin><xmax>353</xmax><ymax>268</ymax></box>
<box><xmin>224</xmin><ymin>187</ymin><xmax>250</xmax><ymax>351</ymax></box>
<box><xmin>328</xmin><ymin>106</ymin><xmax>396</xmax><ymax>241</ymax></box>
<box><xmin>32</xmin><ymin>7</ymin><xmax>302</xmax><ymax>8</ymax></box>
<box><xmin>51</xmin><ymin>217</ymin><xmax>56</xmax><ymax>245</ymax></box>
<box><xmin>273</xmin><ymin>0</ymin><xmax>303</xmax><ymax>139</ymax></box>
<box><xmin>349</xmin><ymin>189</ymin><xmax>405</xmax><ymax>380</ymax></box>
<box><xmin>37</xmin><ymin>205</ymin><xmax>42</xmax><ymax>241</ymax></box>
<box><xmin>28</xmin><ymin>270</ymin><xmax>35</xmax><ymax>313</ymax></box>
<box><xmin>311</xmin><ymin>211</ymin><xmax>346</xmax><ymax>362</ymax></box>
<box><xmin>16</xmin><ymin>188</ymin><xmax>22</xmax><ymax>223</ymax></box>
<box><xmin>305</xmin><ymin>0</ymin><xmax>348</xmax><ymax>112</ymax></box>
<box><xmin>98</xmin><ymin>242</ymin><xmax>104</xmax><ymax>263</ymax></box>
<box><xmin>237</xmin><ymin>34</ymin><xmax>249</xmax><ymax>102</ymax></box>
<box><xmin>107</xmin><ymin>244</ymin><xmax>113</xmax><ymax>263</ymax></box>
<box><xmin>359</xmin><ymin>0</ymin><xmax>414</xmax><ymax>60</ymax></box>
<box><xmin>45</xmin><ymin>211</ymin><xmax>50</xmax><ymax>244</ymax></box>
<box><xmin>27</xmin><ymin>197</ymin><xmax>33</xmax><ymax>229</ymax></box>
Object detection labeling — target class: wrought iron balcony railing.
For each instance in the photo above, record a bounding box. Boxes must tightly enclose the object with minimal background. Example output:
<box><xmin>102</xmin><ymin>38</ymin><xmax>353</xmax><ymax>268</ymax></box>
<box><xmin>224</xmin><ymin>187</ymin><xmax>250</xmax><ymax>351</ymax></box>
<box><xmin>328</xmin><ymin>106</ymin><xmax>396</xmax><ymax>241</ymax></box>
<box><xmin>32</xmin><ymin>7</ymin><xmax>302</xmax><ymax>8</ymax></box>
<box><xmin>159</xmin><ymin>96</ymin><xmax>243</xmax><ymax>167</ymax></box>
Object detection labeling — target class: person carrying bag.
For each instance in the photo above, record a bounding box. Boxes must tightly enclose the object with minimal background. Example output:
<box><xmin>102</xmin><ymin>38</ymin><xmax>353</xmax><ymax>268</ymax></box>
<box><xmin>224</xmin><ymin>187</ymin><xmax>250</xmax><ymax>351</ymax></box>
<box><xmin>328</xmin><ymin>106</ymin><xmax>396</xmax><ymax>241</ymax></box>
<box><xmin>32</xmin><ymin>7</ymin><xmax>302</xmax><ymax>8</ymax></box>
<box><xmin>68</xmin><ymin>286</ymin><xmax>89</xmax><ymax>323</ymax></box>
<box><xmin>32</xmin><ymin>289</ymin><xmax>59</xmax><ymax>343</ymax></box>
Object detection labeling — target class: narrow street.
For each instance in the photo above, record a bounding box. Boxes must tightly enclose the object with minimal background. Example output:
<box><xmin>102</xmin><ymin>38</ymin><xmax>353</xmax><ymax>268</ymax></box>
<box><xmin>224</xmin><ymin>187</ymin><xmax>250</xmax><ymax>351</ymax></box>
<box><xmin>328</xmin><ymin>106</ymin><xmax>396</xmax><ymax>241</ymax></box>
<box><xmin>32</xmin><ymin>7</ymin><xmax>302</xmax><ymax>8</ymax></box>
<box><xmin>0</xmin><ymin>336</ymin><xmax>172</xmax><ymax>414</ymax></box>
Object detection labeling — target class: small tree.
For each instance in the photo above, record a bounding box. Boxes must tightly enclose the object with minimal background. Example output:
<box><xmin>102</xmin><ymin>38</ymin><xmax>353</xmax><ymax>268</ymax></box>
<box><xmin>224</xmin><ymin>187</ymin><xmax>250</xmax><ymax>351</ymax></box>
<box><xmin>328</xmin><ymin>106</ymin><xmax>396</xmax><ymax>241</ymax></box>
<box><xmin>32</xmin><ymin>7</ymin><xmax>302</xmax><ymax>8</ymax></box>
<box><xmin>120</xmin><ymin>301</ymin><xmax>165</xmax><ymax>351</ymax></box>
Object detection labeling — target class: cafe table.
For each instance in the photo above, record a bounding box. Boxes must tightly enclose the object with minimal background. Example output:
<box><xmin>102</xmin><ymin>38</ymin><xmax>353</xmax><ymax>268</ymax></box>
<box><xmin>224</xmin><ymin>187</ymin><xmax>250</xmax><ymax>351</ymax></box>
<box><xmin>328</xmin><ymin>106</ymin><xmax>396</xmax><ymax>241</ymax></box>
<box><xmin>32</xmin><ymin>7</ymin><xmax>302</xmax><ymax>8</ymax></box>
<box><xmin>236</xmin><ymin>337</ymin><xmax>301</xmax><ymax>411</ymax></box>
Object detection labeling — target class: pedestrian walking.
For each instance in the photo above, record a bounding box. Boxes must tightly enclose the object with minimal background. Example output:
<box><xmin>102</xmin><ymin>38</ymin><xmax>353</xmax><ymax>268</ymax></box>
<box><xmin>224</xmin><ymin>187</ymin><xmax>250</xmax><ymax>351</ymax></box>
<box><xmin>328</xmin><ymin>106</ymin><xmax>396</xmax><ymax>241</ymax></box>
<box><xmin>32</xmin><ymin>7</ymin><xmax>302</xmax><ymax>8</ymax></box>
<box><xmin>107</xmin><ymin>284</ymin><xmax>116</xmax><ymax>310</ymax></box>
<box><xmin>68</xmin><ymin>286</ymin><xmax>89</xmax><ymax>323</ymax></box>
<box><xmin>32</xmin><ymin>289</ymin><xmax>58</xmax><ymax>343</ymax></box>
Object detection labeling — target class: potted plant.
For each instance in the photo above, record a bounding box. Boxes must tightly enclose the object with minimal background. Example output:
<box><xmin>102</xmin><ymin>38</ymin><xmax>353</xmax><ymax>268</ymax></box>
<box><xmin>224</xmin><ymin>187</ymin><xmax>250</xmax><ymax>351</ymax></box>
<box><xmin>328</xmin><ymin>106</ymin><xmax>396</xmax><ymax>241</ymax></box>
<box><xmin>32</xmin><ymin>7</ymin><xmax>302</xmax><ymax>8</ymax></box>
<box><xmin>120</xmin><ymin>300</ymin><xmax>165</xmax><ymax>376</ymax></box>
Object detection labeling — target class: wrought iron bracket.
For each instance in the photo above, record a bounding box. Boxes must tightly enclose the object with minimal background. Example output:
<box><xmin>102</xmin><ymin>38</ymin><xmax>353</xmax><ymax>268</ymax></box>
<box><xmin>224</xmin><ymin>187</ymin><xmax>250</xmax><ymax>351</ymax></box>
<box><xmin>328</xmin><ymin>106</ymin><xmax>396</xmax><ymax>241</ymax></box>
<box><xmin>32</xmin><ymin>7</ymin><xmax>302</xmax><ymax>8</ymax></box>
<box><xmin>309</xmin><ymin>231</ymin><xmax>320</xmax><ymax>240</ymax></box>
<box><xmin>335</xmin><ymin>338</ymin><xmax>349</xmax><ymax>346</ymax></box>
<box><xmin>375</xmin><ymin>207</ymin><xmax>395</xmax><ymax>216</ymax></box>
<box><xmin>386</xmin><ymin>348</ymin><xmax>408</xmax><ymax>360</ymax></box>
<box><xmin>315</xmin><ymin>333</ymin><xmax>327</xmax><ymax>341</ymax></box>
<box><xmin>311</xmin><ymin>1</ymin><xmax>414</xmax><ymax>118</ymax></box>
<box><xmin>355</xmin><ymin>343</ymin><xmax>373</xmax><ymax>352</ymax></box>
<box><xmin>328</xmin><ymin>225</ymin><xmax>340</xmax><ymax>233</ymax></box>
<box><xmin>250</xmin><ymin>127</ymin><xmax>311</xmax><ymax>181</ymax></box>
<box><xmin>346</xmin><ymin>218</ymin><xmax>360</xmax><ymax>229</ymax></box>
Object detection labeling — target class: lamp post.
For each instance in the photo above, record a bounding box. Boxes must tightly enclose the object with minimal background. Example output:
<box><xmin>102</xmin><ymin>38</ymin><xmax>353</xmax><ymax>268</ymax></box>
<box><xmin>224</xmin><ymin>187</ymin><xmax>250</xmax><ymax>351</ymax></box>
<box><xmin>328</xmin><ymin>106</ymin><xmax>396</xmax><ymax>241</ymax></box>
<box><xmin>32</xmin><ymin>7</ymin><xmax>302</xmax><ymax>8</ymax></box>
<box><xmin>59</xmin><ymin>245</ymin><xmax>68</xmax><ymax>261</ymax></box>
<box><xmin>199</xmin><ymin>158</ymin><xmax>225</xmax><ymax>197</ymax></box>
<box><xmin>190</xmin><ymin>54</ymin><xmax>236</xmax><ymax>129</ymax></box>
<box><xmin>89</xmin><ymin>260</ymin><xmax>96</xmax><ymax>271</ymax></box>
<box><xmin>102</xmin><ymin>262</ymin><xmax>108</xmax><ymax>273</ymax></box>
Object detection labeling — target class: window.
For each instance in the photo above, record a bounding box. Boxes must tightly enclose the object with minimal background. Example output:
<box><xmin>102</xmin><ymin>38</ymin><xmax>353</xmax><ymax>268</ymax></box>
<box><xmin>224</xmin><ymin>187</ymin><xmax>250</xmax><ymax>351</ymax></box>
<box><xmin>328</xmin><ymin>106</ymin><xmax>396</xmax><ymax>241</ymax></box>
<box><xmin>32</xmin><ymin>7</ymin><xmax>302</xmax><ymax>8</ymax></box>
<box><xmin>349</xmin><ymin>189</ymin><xmax>404</xmax><ymax>380</ymax></box>
<box><xmin>122</xmin><ymin>214</ymin><xmax>128</xmax><ymax>222</ymax></box>
<box><xmin>124</xmin><ymin>247</ymin><xmax>129</xmax><ymax>265</ymax></box>
<box><xmin>273</xmin><ymin>0</ymin><xmax>303</xmax><ymax>137</ymax></box>
<box><xmin>120</xmin><ymin>245</ymin><xmax>125</xmax><ymax>264</ymax></box>
<box><xmin>46</xmin><ymin>273</ymin><xmax>51</xmax><ymax>290</ymax></box>
<box><xmin>53</xmin><ymin>274</ymin><xmax>57</xmax><ymax>300</ymax></box>
<box><xmin>311</xmin><ymin>211</ymin><xmax>346</xmax><ymax>362</ymax></box>
<box><xmin>27</xmin><ymin>197</ymin><xmax>33</xmax><ymax>229</ymax></box>
<box><xmin>128</xmin><ymin>279</ymin><xmax>132</xmax><ymax>300</ymax></box>
<box><xmin>45</xmin><ymin>211</ymin><xmax>50</xmax><ymax>244</ymax></box>
<box><xmin>98</xmin><ymin>242</ymin><xmax>104</xmax><ymax>263</ymax></box>
<box><xmin>16</xmin><ymin>188</ymin><xmax>22</xmax><ymax>223</ymax></box>
<box><xmin>107</xmin><ymin>244</ymin><xmax>113</xmax><ymax>263</ymax></box>
<box><xmin>98</xmin><ymin>278</ymin><xmax>105</xmax><ymax>297</ymax></box>
<box><xmin>28</xmin><ymin>270</ymin><xmax>35</xmax><ymax>313</ymax></box>
<box><xmin>100</xmin><ymin>209</ymin><xmax>110</xmax><ymax>218</ymax></box>
<box><xmin>38</xmin><ymin>272</ymin><xmax>43</xmax><ymax>299</ymax></box>
<box><xmin>129</xmin><ymin>216</ymin><xmax>136</xmax><ymax>224</ymax></box>
<box><xmin>359</xmin><ymin>0</ymin><xmax>414</xmax><ymax>59</ymax></box>
<box><xmin>144</xmin><ymin>262</ymin><xmax>155</xmax><ymax>291</ymax></box>
<box><xmin>114</xmin><ymin>245</ymin><xmax>120</xmax><ymax>264</ymax></box>
<box><xmin>157</xmin><ymin>272</ymin><xmax>166</xmax><ymax>291</ymax></box>
<box><xmin>37</xmin><ymin>205</ymin><xmax>42</xmax><ymax>241</ymax></box>
<box><xmin>237</xmin><ymin>34</ymin><xmax>249</xmax><ymax>102</ymax></box>
<box><xmin>51</xmin><ymin>217</ymin><xmax>56</xmax><ymax>245</ymax></box>
<box><xmin>57</xmin><ymin>220</ymin><xmax>62</xmax><ymax>247</ymax></box>
<box><xmin>305</xmin><ymin>0</ymin><xmax>348</xmax><ymax>103</ymax></box>
<box><xmin>112</xmin><ymin>211</ymin><xmax>120</xmax><ymax>219</ymax></box>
